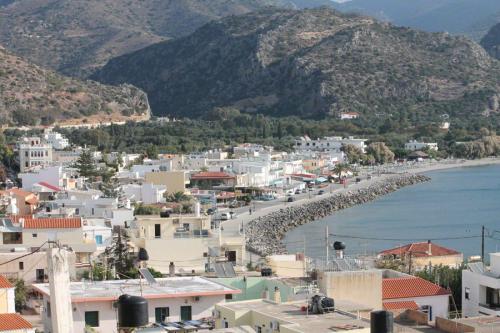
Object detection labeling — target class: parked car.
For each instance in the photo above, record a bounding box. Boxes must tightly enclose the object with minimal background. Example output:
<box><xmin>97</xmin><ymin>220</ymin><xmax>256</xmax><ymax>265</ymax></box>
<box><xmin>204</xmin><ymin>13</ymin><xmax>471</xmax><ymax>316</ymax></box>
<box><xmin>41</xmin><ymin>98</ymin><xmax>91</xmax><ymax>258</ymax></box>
<box><xmin>206</xmin><ymin>208</ymin><xmax>215</xmax><ymax>215</ymax></box>
<box><xmin>286</xmin><ymin>190</ymin><xmax>294</xmax><ymax>196</ymax></box>
<box><xmin>220</xmin><ymin>212</ymin><xmax>230</xmax><ymax>220</ymax></box>
<box><xmin>228</xmin><ymin>200</ymin><xmax>240</xmax><ymax>208</ymax></box>
<box><xmin>287</xmin><ymin>197</ymin><xmax>294</xmax><ymax>202</ymax></box>
<box><xmin>301</xmin><ymin>188</ymin><xmax>307</xmax><ymax>193</ymax></box>
<box><xmin>295</xmin><ymin>189</ymin><xmax>301</xmax><ymax>195</ymax></box>
<box><xmin>318</xmin><ymin>190</ymin><xmax>325</xmax><ymax>195</ymax></box>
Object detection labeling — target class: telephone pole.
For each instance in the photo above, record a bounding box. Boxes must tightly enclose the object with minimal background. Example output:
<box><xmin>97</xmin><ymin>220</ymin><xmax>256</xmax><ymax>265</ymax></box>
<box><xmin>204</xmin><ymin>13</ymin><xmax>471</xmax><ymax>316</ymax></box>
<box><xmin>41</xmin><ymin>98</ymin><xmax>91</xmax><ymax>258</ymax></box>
<box><xmin>47</xmin><ymin>246</ymin><xmax>74</xmax><ymax>333</ymax></box>
<box><xmin>481</xmin><ymin>225</ymin><xmax>485</xmax><ymax>263</ymax></box>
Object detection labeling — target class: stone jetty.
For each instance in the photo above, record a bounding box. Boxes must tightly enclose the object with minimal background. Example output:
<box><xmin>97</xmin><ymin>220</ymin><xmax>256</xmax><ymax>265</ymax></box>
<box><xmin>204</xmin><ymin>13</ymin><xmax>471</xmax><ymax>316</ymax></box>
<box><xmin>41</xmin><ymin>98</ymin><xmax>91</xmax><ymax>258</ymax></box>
<box><xmin>245</xmin><ymin>174</ymin><xmax>431</xmax><ymax>256</ymax></box>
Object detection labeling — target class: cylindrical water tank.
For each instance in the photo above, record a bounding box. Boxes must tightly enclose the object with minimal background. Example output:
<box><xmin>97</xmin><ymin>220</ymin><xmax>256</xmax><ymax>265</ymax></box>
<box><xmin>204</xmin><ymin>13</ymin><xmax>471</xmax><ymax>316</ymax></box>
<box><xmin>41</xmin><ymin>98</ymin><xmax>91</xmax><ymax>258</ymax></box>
<box><xmin>333</xmin><ymin>241</ymin><xmax>346</xmax><ymax>250</ymax></box>
<box><xmin>371</xmin><ymin>310</ymin><xmax>393</xmax><ymax>333</ymax></box>
<box><xmin>118</xmin><ymin>294</ymin><xmax>148</xmax><ymax>328</ymax></box>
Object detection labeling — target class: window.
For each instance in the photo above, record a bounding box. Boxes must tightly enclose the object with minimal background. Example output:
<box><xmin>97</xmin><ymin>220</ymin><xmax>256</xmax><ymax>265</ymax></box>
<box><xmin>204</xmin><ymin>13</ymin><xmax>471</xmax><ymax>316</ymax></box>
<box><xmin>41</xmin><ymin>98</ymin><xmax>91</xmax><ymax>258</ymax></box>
<box><xmin>19</xmin><ymin>262</ymin><xmax>24</xmax><ymax>270</ymax></box>
<box><xmin>36</xmin><ymin>269</ymin><xmax>45</xmax><ymax>282</ymax></box>
<box><xmin>155</xmin><ymin>307</ymin><xmax>169</xmax><ymax>323</ymax></box>
<box><xmin>154</xmin><ymin>224</ymin><xmax>161</xmax><ymax>238</ymax></box>
<box><xmin>3</xmin><ymin>232</ymin><xmax>22</xmax><ymax>244</ymax></box>
<box><xmin>95</xmin><ymin>235</ymin><xmax>103</xmax><ymax>245</ymax></box>
<box><xmin>465</xmin><ymin>287</ymin><xmax>470</xmax><ymax>300</ymax></box>
<box><xmin>32</xmin><ymin>233</ymin><xmax>38</xmax><ymax>238</ymax></box>
<box><xmin>85</xmin><ymin>311</ymin><xmax>99</xmax><ymax>327</ymax></box>
<box><xmin>180</xmin><ymin>306</ymin><xmax>192</xmax><ymax>321</ymax></box>
<box><xmin>225</xmin><ymin>294</ymin><xmax>233</xmax><ymax>300</ymax></box>
<box><xmin>46</xmin><ymin>302</ymin><xmax>51</xmax><ymax>318</ymax></box>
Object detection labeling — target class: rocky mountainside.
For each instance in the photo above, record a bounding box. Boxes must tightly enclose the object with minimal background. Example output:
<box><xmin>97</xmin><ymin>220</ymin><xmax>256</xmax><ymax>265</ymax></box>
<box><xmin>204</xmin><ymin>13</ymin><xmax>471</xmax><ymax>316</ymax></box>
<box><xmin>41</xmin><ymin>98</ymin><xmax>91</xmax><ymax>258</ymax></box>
<box><xmin>0</xmin><ymin>0</ymin><xmax>290</xmax><ymax>77</ymax></box>
<box><xmin>481</xmin><ymin>23</ymin><xmax>500</xmax><ymax>60</ymax></box>
<box><xmin>93</xmin><ymin>8</ymin><xmax>500</xmax><ymax>122</ymax></box>
<box><xmin>331</xmin><ymin>0</ymin><xmax>500</xmax><ymax>41</ymax></box>
<box><xmin>0</xmin><ymin>46</ymin><xmax>150</xmax><ymax>126</ymax></box>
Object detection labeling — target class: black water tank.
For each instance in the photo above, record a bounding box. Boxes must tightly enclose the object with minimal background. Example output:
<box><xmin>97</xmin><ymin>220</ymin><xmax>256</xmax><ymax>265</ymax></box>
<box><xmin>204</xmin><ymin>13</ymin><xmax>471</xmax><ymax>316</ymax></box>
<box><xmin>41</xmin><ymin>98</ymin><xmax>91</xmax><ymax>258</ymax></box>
<box><xmin>118</xmin><ymin>294</ymin><xmax>148</xmax><ymax>328</ymax></box>
<box><xmin>333</xmin><ymin>241</ymin><xmax>346</xmax><ymax>250</ymax></box>
<box><xmin>371</xmin><ymin>310</ymin><xmax>393</xmax><ymax>333</ymax></box>
<box><xmin>160</xmin><ymin>211</ymin><xmax>170</xmax><ymax>218</ymax></box>
<box><xmin>138</xmin><ymin>248</ymin><xmax>149</xmax><ymax>261</ymax></box>
<box><xmin>261</xmin><ymin>268</ymin><xmax>272</xmax><ymax>277</ymax></box>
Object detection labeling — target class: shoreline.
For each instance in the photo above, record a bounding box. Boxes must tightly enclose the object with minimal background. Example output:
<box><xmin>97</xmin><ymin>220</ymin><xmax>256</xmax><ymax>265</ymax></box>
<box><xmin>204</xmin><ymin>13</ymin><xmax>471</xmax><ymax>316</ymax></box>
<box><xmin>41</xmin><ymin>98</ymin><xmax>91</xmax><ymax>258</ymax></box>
<box><xmin>244</xmin><ymin>174</ymin><xmax>431</xmax><ymax>256</ymax></box>
<box><xmin>236</xmin><ymin>157</ymin><xmax>500</xmax><ymax>257</ymax></box>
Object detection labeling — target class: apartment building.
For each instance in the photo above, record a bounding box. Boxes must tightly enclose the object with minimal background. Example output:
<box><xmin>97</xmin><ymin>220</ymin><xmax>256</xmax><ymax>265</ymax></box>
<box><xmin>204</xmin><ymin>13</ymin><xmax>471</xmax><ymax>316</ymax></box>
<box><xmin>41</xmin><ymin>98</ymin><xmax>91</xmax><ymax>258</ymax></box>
<box><xmin>130</xmin><ymin>215</ymin><xmax>245</xmax><ymax>273</ymax></box>
<box><xmin>17</xmin><ymin>137</ymin><xmax>53</xmax><ymax>173</ymax></box>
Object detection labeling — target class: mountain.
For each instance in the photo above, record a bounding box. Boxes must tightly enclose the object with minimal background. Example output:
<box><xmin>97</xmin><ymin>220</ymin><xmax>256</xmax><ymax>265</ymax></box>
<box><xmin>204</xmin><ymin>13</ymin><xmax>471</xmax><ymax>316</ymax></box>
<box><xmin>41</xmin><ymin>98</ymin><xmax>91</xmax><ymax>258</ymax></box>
<box><xmin>481</xmin><ymin>23</ymin><xmax>500</xmax><ymax>60</ymax></box>
<box><xmin>0</xmin><ymin>46</ymin><xmax>150</xmax><ymax>126</ymax></box>
<box><xmin>331</xmin><ymin>0</ymin><xmax>500</xmax><ymax>41</ymax></box>
<box><xmin>92</xmin><ymin>7</ymin><xmax>500</xmax><ymax>122</ymax></box>
<box><xmin>0</xmin><ymin>0</ymin><xmax>291</xmax><ymax>77</ymax></box>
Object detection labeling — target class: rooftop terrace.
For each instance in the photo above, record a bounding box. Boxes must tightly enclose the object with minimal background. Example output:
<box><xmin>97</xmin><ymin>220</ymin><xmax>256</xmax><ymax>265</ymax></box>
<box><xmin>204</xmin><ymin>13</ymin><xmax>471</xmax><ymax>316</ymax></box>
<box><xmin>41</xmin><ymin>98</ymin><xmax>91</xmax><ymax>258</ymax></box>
<box><xmin>33</xmin><ymin>276</ymin><xmax>239</xmax><ymax>303</ymax></box>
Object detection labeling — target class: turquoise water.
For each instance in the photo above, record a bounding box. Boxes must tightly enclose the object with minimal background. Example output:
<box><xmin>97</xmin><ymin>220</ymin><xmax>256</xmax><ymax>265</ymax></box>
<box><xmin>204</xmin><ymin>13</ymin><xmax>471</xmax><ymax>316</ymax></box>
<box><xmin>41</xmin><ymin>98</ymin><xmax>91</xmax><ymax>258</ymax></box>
<box><xmin>284</xmin><ymin>165</ymin><xmax>500</xmax><ymax>259</ymax></box>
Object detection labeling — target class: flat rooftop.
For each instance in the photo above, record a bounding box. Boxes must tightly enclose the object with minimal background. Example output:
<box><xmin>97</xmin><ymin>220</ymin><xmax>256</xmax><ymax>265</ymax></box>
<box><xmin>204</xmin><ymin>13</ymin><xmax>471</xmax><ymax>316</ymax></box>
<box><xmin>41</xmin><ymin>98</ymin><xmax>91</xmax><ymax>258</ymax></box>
<box><xmin>454</xmin><ymin>316</ymin><xmax>500</xmax><ymax>333</ymax></box>
<box><xmin>220</xmin><ymin>299</ymin><xmax>372</xmax><ymax>332</ymax></box>
<box><xmin>33</xmin><ymin>277</ymin><xmax>239</xmax><ymax>303</ymax></box>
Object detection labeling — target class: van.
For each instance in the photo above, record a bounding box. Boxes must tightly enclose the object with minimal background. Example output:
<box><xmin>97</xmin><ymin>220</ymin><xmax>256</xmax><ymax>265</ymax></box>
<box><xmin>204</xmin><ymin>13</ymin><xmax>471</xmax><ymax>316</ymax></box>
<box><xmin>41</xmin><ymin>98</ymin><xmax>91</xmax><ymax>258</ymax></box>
<box><xmin>220</xmin><ymin>212</ymin><xmax>230</xmax><ymax>220</ymax></box>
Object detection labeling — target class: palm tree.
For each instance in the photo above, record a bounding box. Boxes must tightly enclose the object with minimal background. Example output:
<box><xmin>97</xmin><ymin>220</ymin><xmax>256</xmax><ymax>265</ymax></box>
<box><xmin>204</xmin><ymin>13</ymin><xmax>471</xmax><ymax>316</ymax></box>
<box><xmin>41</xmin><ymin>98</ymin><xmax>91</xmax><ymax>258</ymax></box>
<box><xmin>165</xmin><ymin>191</ymin><xmax>190</xmax><ymax>203</ymax></box>
<box><xmin>332</xmin><ymin>163</ymin><xmax>351</xmax><ymax>182</ymax></box>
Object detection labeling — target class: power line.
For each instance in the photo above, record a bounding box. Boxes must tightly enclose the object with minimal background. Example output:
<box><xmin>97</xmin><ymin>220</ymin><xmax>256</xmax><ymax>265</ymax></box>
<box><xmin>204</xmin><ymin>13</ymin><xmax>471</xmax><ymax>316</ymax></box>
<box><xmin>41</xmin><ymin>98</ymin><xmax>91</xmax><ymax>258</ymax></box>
<box><xmin>329</xmin><ymin>234</ymin><xmax>481</xmax><ymax>242</ymax></box>
<box><xmin>0</xmin><ymin>241</ymin><xmax>48</xmax><ymax>267</ymax></box>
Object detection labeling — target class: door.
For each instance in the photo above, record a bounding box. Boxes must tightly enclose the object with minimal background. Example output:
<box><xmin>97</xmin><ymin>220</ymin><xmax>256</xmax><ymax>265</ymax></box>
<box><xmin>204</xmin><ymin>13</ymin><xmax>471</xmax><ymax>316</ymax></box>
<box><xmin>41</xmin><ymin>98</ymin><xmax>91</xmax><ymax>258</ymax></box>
<box><xmin>226</xmin><ymin>251</ymin><xmax>237</xmax><ymax>263</ymax></box>
<box><xmin>36</xmin><ymin>269</ymin><xmax>45</xmax><ymax>282</ymax></box>
<box><xmin>180</xmin><ymin>306</ymin><xmax>192</xmax><ymax>321</ymax></box>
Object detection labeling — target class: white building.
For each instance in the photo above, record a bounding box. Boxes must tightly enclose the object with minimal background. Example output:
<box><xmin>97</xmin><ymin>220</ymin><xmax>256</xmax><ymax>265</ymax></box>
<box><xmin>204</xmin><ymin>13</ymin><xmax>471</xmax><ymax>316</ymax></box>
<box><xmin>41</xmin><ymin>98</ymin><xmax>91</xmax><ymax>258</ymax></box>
<box><xmin>462</xmin><ymin>253</ymin><xmax>500</xmax><ymax>317</ymax></box>
<box><xmin>121</xmin><ymin>183</ymin><xmax>167</xmax><ymax>204</ymax></box>
<box><xmin>405</xmin><ymin>140</ymin><xmax>439</xmax><ymax>152</ymax></box>
<box><xmin>34</xmin><ymin>277</ymin><xmax>240</xmax><ymax>333</ymax></box>
<box><xmin>42</xmin><ymin>129</ymin><xmax>69</xmax><ymax>150</ymax></box>
<box><xmin>340</xmin><ymin>112</ymin><xmax>360</xmax><ymax>120</ymax></box>
<box><xmin>294</xmin><ymin>136</ymin><xmax>366</xmax><ymax>154</ymax></box>
<box><xmin>17</xmin><ymin>137</ymin><xmax>53</xmax><ymax>173</ymax></box>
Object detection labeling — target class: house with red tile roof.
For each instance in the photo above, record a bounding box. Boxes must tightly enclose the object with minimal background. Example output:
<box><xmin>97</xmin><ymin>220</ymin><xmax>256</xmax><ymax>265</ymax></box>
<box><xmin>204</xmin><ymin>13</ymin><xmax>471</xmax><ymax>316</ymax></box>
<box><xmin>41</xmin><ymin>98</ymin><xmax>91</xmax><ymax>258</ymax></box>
<box><xmin>0</xmin><ymin>313</ymin><xmax>34</xmax><ymax>333</ymax></box>
<box><xmin>378</xmin><ymin>240</ymin><xmax>463</xmax><ymax>270</ymax></box>
<box><xmin>383</xmin><ymin>276</ymin><xmax>450</xmax><ymax>321</ymax></box>
<box><xmin>0</xmin><ymin>189</ymin><xmax>38</xmax><ymax>216</ymax></box>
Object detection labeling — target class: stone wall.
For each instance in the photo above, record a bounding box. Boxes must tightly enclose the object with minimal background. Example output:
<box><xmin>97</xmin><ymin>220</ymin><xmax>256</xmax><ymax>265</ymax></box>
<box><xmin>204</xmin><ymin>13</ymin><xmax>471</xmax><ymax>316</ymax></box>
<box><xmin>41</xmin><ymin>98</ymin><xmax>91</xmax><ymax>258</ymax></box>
<box><xmin>435</xmin><ymin>317</ymin><xmax>475</xmax><ymax>333</ymax></box>
<box><xmin>245</xmin><ymin>174</ymin><xmax>430</xmax><ymax>256</ymax></box>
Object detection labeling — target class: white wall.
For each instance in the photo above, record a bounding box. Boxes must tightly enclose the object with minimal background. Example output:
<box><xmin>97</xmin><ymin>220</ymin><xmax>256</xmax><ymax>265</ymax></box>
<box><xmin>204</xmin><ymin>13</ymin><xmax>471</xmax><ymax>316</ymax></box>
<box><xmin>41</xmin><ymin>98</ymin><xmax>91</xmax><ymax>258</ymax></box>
<box><xmin>44</xmin><ymin>295</ymin><xmax>226</xmax><ymax>333</ymax></box>
<box><xmin>388</xmin><ymin>295</ymin><xmax>449</xmax><ymax>320</ymax></box>
<box><xmin>20</xmin><ymin>166</ymin><xmax>63</xmax><ymax>191</ymax></box>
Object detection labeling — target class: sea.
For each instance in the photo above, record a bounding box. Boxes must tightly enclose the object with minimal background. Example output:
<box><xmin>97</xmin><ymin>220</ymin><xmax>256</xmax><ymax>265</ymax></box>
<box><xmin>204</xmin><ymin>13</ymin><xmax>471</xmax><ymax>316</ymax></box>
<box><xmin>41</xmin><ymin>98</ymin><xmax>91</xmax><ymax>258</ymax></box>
<box><xmin>284</xmin><ymin>164</ymin><xmax>500</xmax><ymax>260</ymax></box>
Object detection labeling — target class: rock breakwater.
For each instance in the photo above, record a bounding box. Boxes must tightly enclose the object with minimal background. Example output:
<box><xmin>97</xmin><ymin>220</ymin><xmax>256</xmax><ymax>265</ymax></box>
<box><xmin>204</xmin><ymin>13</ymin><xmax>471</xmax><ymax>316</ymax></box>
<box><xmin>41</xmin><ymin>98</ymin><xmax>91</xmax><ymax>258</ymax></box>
<box><xmin>245</xmin><ymin>174</ymin><xmax>431</xmax><ymax>256</ymax></box>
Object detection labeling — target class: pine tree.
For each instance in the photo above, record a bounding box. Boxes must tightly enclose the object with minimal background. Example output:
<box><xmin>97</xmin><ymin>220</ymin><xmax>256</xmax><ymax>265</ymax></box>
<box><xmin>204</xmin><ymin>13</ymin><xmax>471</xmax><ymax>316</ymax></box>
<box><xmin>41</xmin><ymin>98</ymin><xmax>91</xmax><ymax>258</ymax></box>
<box><xmin>73</xmin><ymin>150</ymin><xmax>97</xmax><ymax>178</ymax></box>
<box><xmin>105</xmin><ymin>228</ymin><xmax>135</xmax><ymax>278</ymax></box>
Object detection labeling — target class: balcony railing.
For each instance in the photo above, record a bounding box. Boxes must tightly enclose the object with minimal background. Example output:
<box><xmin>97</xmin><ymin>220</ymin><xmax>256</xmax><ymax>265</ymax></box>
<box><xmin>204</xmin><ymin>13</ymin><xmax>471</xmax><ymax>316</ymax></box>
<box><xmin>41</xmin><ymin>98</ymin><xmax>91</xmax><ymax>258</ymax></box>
<box><xmin>479</xmin><ymin>303</ymin><xmax>500</xmax><ymax>311</ymax></box>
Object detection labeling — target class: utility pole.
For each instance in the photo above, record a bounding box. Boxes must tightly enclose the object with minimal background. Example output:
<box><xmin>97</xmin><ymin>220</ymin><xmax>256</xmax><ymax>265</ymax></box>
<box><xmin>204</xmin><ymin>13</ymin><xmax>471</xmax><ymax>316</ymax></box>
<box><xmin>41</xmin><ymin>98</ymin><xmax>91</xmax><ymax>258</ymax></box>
<box><xmin>47</xmin><ymin>246</ymin><xmax>74</xmax><ymax>333</ymax></box>
<box><xmin>325</xmin><ymin>226</ymin><xmax>329</xmax><ymax>267</ymax></box>
<box><xmin>303</xmin><ymin>236</ymin><xmax>307</xmax><ymax>277</ymax></box>
<box><xmin>481</xmin><ymin>225</ymin><xmax>485</xmax><ymax>263</ymax></box>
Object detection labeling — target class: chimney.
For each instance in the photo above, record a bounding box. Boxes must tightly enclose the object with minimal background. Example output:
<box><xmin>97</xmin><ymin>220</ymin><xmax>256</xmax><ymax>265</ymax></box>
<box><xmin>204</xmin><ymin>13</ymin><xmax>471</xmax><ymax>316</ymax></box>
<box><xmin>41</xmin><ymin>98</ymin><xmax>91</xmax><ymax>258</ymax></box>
<box><xmin>169</xmin><ymin>262</ymin><xmax>175</xmax><ymax>277</ymax></box>
<box><xmin>427</xmin><ymin>240</ymin><xmax>432</xmax><ymax>256</ymax></box>
<box><xmin>273</xmin><ymin>286</ymin><xmax>281</xmax><ymax>304</ymax></box>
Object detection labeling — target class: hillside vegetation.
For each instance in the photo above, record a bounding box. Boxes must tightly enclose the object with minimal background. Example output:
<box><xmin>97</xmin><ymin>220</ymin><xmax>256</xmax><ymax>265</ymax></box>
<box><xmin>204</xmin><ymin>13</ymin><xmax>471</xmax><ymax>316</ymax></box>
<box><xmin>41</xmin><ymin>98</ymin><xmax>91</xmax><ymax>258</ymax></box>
<box><xmin>0</xmin><ymin>0</ymin><xmax>290</xmax><ymax>77</ymax></box>
<box><xmin>0</xmin><ymin>46</ymin><xmax>150</xmax><ymax>126</ymax></box>
<box><xmin>481</xmin><ymin>23</ymin><xmax>500</xmax><ymax>60</ymax></box>
<box><xmin>93</xmin><ymin>8</ymin><xmax>500</xmax><ymax>126</ymax></box>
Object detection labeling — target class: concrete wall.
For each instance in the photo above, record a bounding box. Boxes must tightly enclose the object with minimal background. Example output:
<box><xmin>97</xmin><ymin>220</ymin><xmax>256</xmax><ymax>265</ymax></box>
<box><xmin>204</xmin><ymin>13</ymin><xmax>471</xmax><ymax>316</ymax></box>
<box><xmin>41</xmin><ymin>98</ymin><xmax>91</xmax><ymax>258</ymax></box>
<box><xmin>389</xmin><ymin>295</ymin><xmax>449</xmax><ymax>320</ymax></box>
<box><xmin>318</xmin><ymin>270</ymin><xmax>382</xmax><ymax>310</ymax></box>
<box><xmin>0</xmin><ymin>252</ymin><xmax>48</xmax><ymax>285</ymax></box>
<box><xmin>145</xmin><ymin>171</ymin><xmax>188</xmax><ymax>194</ymax></box>
<box><xmin>0</xmin><ymin>287</ymin><xmax>14</xmax><ymax>313</ymax></box>
<box><xmin>45</xmin><ymin>295</ymin><xmax>226</xmax><ymax>333</ymax></box>
<box><xmin>413</xmin><ymin>254</ymin><xmax>464</xmax><ymax>270</ymax></box>
<box><xmin>212</xmin><ymin>277</ymin><xmax>296</xmax><ymax>303</ymax></box>
<box><xmin>266</xmin><ymin>255</ymin><xmax>305</xmax><ymax>278</ymax></box>
<box><xmin>435</xmin><ymin>317</ymin><xmax>475</xmax><ymax>333</ymax></box>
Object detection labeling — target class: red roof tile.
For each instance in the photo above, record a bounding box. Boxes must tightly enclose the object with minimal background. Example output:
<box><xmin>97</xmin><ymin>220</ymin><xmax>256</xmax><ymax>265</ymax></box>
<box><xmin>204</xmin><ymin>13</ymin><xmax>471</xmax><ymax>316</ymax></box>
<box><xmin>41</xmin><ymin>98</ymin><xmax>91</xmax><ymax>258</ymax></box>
<box><xmin>383</xmin><ymin>277</ymin><xmax>450</xmax><ymax>299</ymax></box>
<box><xmin>0</xmin><ymin>313</ymin><xmax>33</xmax><ymax>331</ymax></box>
<box><xmin>383</xmin><ymin>301</ymin><xmax>419</xmax><ymax>311</ymax></box>
<box><xmin>0</xmin><ymin>276</ymin><xmax>13</xmax><ymax>289</ymax></box>
<box><xmin>23</xmin><ymin>217</ymin><xmax>82</xmax><ymax>229</ymax></box>
<box><xmin>379</xmin><ymin>241</ymin><xmax>460</xmax><ymax>258</ymax></box>
<box><xmin>36</xmin><ymin>181</ymin><xmax>61</xmax><ymax>192</ymax></box>
<box><xmin>191</xmin><ymin>172</ymin><xmax>235</xmax><ymax>180</ymax></box>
